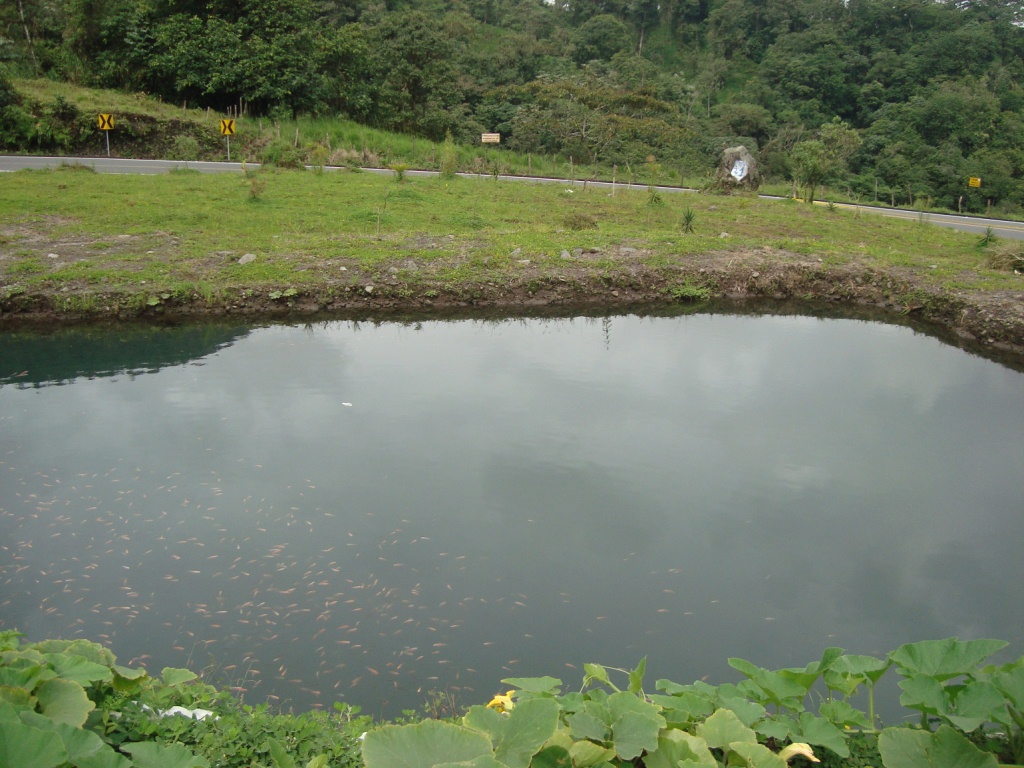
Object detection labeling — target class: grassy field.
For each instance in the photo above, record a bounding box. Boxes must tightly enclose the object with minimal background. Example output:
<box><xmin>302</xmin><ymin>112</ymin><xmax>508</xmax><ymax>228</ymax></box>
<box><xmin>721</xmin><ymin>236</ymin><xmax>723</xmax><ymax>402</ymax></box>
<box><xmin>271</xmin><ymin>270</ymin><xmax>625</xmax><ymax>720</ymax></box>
<box><xmin>1</xmin><ymin>164</ymin><xmax>1019</xmax><ymax>319</ymax></box>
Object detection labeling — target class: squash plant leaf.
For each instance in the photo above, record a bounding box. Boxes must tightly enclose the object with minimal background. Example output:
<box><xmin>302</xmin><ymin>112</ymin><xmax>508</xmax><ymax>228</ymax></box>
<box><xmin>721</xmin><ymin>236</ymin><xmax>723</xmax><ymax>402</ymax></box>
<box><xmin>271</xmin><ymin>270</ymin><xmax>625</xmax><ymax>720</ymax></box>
<box><xmin>727</xmin><ymin>741</ymin><xmax>787</xmax><ymax>768</ymax></box>
<box><xmin>35</xmin><ymin>678</ymin><xmax>94</xmax><ymax>728</ymax></box>
<box><xmin>434</xmin><ymin>756</ymin><xmax>506</xmax><ymax>768</ymax></box>
<box><xmin>501</xmin><ymin>677</ymin><xmax>562</xmax><ymax>695</ymax></box>
<box><xmin>643</xmin><ymin>730</ymin><xmax>717</xmax><ymax>768</ymax></box>
<box><xmin>945</xmin><ymin>680</ymin><xmax>1007</xmax><ymax>732</ymax></box>
<box><xmin>890</xmin><ymin>638</ymin><xmax>1007</xmax><ymax>681</ymax></box>
<box><xmin>19</xmin><ymin>710</ymin><xmax>131</xmax><ymax>768</ymax></box>
<box><xmin>43</xmin><ymin>654</ymin><xmax>113</xmax><ymax>686</ymax></box>
<box><xmin>610</xmin><ymin>711</ymin><xmax>661</xmax><ymax>761</ymax></box>
<box><xmin>795</xmin><ymin>712</ymin><xmax>849</xmax><ymax>758</ymax></box>
<box><xmin>627</xmin><ymin>657</ymin><xmax>647</xmax><ymax>695</ymax></box>
<box><xmin>696</xmin><ymin>708</ymin><xmax>757</xmax><ymax>750</ymax></box>
<box><xmin>0</xmin><ymin>718</ymin><xmax>68</xmax><ymax>768</ymax></box>
<box><xmin>492</xmin><ymin>698</ymin><xmax>560</xmax><ymax>768</ymax></box>
<box><xmin>161</xmin><ymin>668</ymin><xmax>198</xmax><ymax>687</ymax></box>
<box><xmin>878</xmin><ymin>725</ymin><xmax>998</xmax><ymax>768</ymax></box>
<box><xmin>121</xmin><ymin>741</ymin><xmax>211</xmax><ymax>768</ymax></box>
<box><xmin>362</xmin><ymin>721</ymin><xmax>492</xmax><ymax>768</ymax></box>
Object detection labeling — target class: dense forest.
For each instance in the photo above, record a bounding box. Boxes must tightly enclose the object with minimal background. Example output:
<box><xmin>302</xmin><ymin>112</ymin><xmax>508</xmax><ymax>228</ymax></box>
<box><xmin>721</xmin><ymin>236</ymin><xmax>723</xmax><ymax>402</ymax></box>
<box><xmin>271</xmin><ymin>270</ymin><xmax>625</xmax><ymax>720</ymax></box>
<box><xmin>3</xmin><ymin>0</ymin><xmax>1024</xmax><ymax>212</ymax></box>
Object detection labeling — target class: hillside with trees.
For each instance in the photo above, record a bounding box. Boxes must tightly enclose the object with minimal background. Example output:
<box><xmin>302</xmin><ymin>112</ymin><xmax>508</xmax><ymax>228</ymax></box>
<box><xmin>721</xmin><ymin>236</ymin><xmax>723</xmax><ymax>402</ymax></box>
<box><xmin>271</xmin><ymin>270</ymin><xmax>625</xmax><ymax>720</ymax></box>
<box><xmin>3</xmin><ymin>0</ymin><xmax>1024</xmax><ymax>213</ymax></box>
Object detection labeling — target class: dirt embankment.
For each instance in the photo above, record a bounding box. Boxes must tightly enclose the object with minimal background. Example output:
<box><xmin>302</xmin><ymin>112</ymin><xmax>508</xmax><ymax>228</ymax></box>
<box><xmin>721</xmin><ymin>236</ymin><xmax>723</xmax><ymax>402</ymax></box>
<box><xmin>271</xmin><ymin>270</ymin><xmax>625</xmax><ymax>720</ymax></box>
<box><xmin>2</xmin><ymin>237</ymin><xmax>1022</xmax><ymax>364</ymax></box>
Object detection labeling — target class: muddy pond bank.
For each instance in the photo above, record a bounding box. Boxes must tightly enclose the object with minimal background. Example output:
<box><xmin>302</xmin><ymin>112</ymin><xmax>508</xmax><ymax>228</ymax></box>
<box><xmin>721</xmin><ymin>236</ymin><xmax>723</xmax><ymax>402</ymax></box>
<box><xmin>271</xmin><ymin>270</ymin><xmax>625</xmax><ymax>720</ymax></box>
<box><xmin>2</xmin><ymin>249</ymin><xmax>1023</xmax><ymax>367</ymax></box>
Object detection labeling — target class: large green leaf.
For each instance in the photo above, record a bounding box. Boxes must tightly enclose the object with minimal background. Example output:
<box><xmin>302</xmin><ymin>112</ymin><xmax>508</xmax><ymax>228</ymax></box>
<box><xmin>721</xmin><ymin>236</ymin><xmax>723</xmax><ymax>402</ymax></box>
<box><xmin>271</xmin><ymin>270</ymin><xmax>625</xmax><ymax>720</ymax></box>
<box><xmin>716</xmin><ymin>695</ymin><xmax>766</xmax><ymax>727</ymax></box>
<box><xmin>643</xmin><ymin>730</ymin><xmax>717</xmax><ymax>768</ymax></box>
<box><xmin>529</xmin><ymin>745</ymin><xmax>572</xmax><ymax>768</ymax></box>
<box><xmin>161</xmin><ymin>668</ymin><xmax>198</xmax><ymax>687</ymax></box>
<box><xmin>0</xmin><ymin>719</ymin><xmax>68</xmax><ymax>768</ymax></box>
<box><xmin>697</xmin><ymin>708</ymin><xmax>757</xmax><ymax>750</ymax></box>
<box><xmin>121</xmin><ymin>741</ymin><xmax>211</xmax><ymax>768</ymax></box>
<box><xmin>943</xmin><ymin>680</ymin><xmax>1008</xmax><ymax>731</ymax></box>
<box><xmin>899</xmin><ymin>675</ymin><xmax>947</xmax><ymax>715</ymax></box>
<box><xmin>33</xmin><ymin>640</ymin><xmax>114</xmax><ymax>668</ymax></box>
<box><xmin>753</xmin><ymin>715</ymin><xmax>796</xmax><ymax>742</ymax></box>
<box><xmin>0</xmin><ymin>685</ymin><xmax>35</xmax><ymax>710</ymax></box>
<box><xmin>818</xmin><ymin>699</ymin><xmax>871</xmax><ymax>729</ymax></box>
<box><xmin>794</xmin><ymin>712</ymin><xmax>849</xmax><ymax>758</ymax></box>
<box><xmin>647</xmin><ymin>692</ymin><xmax>714</xmax><ymax>722</ymax></box>
<box><xmin>877</xmin><ymin>725</ymin><xmax>999</xmax><ymax>768</ymax></box>
<box><xmin>728</xmin><ymin>659</ymin><xmax>808</xmax><ymax>709</ymax></box>
<box><xmin>35</xmin><ymin>678</ymin><xmax>94</xmax><ymax>727</ymax></box>
<box><xmin>581</xmin><ymin>700</ymin><xmax>613</xmax><ymax>727</ymax></box>
<box><xmin>112</xmin><ymin>665</ymin><xmax>148</xmax><ymax>692</ymax></box>
<box><xmin>0</xmin><ymin>664</ymin><xmax>44</xmax><ymax>691</ymax></box>
<box><xmin>607</xmin><ymin>691</ymin><xmax>663</xmax><ymax>724</ymax></box>
<box><xmin>727</xmin><ymin>741</ymin><xmax>787</xmax><ymax>768</ymax></box>
<box><xmin>492</xmin><ymin>698</ymin><xmax>560</xmax><ymax>768</ymax></box>
<box><xmin>568</xmin><ymin>739</ymin><xmax>615</xmax><ymax>768</ymax></box>
<box><xmin>463</xmin><ymin>705</ymin><xmax>506</xmax><ymax>740</ymax></box>
<box><xmin>19</xmin><ymin>710</ymin><xmax>131</xmax><ymax>768</ymax></box>
<box><xmin>778</xmin><ymin>647</ymin><xmax>844</xmax><ymax>690</ymax></box>
<box><xmin>605</xmin><ymin>691</ymin><xmax>664</xmax><ymax>760</ymax></box>
<box><xmin>610</xmin><ymin>711</ymin><xmax>661</xmax><ymax>760</ymax></box>
<box><xmin>43</xmin><ymin>654</ymin><xmax>114</xmax><ymax>686</ymax></box>
<box><xmin>565</xmin><ymin>710</ymin><xmax>609</xmax><ymax>742</ymax></box>
<box><xmin>434</xmin><ymin>757</ymin><xmax>506</xmax><ymax>768</ymax></box>
<box><xmin>501</xmin><ymin>677</ymin><xmax>562</xmax><ymax>695</ymax></box>
<box><xmin>890</xmin><ymin>639</ymin><xmax>1008</xmax><ymax>681</ymax></box>
<box><xmin>362</xmin><ymin>721</ymin><xmax>493</xmax><ymax>768</ymax></box>
<box><xmin>991</xmin><ymin>665</ymin><xmax>1024</xmax><ymax>711</ymax></box>
<box><xmin>265</xmin><ymin>737</ymin><xmax>297</xmax><ymax>768</ymax></box>
<box><xmin>823</xmin><ymin>654</ymin><xmax>891</xmax><ymax>695</ymax></box>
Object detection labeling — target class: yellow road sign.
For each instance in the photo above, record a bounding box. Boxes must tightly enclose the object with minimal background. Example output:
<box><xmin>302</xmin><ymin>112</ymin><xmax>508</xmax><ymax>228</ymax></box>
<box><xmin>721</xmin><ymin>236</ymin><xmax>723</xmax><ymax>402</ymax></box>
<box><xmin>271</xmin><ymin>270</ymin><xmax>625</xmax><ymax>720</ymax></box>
<box><xmin>98</xmin><ymin>114</ymin><xmax>114</xmax><ymax>131</ymax></box>
<box><xmin>220</xmin><ymin>119</ymin><xmax>236</xmax><ymax>136</ymax></box>
<box><xmin>969</xmin><ymin>177</ymin><xmax>982</xmax><ymax>188</ymax></box>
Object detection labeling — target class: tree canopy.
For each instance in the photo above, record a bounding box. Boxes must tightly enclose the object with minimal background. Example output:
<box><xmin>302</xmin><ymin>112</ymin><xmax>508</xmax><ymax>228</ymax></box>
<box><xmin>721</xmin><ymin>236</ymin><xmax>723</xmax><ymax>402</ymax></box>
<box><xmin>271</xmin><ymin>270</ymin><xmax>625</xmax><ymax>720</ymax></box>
<box><xmin>4</xmin><ymin>0</ymin><xmax>1024</xmax><ymax>211</ymax></box>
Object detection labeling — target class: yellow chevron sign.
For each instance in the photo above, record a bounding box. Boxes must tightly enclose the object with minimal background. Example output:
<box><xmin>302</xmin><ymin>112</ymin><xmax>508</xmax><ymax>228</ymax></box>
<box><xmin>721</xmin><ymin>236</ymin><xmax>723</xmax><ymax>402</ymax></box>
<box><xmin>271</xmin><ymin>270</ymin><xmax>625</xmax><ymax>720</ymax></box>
<box><xmin>220</xmin><ymin>119</ymin><xmax>236</xmax><ymax>136</ymax></box>
<box><xmin>97</xmin><ymin>114</ymin><xmax>114</xmax><ymax>131</ymax></box>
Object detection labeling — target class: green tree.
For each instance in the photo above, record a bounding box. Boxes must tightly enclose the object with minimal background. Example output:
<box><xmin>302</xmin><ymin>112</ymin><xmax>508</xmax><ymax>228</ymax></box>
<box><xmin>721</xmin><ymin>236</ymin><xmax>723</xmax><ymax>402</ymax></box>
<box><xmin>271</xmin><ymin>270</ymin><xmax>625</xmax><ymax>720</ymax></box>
<box><xmin>366</xmin><ymin>10</ymin><xmax>465</xmax><ymax>139</ymax></box>
<box><xmin>790</xmin><ymin>118</ymin><xmax>861</xmax><ymax>203</ymax></box>
<box><xmin>571</xmin><ymin>13</ymin><xmax>633</xmax><ymax>63</ymax></box>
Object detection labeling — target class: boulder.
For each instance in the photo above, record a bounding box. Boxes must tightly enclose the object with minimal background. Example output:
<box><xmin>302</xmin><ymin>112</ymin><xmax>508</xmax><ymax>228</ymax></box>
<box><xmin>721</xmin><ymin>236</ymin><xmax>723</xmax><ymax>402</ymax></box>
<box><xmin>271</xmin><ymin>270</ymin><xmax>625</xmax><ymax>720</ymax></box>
<box><xmin>712</xmin><ymin>145</ymin><xmax>760</xmax><ymax>193</ymax></box>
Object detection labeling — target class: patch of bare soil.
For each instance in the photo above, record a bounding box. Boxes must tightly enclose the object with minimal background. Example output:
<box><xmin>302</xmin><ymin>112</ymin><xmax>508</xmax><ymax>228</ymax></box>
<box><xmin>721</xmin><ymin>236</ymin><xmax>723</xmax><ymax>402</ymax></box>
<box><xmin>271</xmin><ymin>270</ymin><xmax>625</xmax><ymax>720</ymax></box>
<box><xmin>2</xmin><ymin>226</ymin><xmax>1022</xmax><ymax>362</ymax></box>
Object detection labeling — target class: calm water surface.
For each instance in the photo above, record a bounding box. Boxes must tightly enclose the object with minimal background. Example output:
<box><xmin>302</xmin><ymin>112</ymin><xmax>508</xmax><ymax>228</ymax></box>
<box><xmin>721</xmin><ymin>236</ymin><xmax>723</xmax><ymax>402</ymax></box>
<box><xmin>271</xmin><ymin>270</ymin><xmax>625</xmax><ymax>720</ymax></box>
<box><xmin>1</xmin><ymin>311</ymin><xmax>1022</xmax><ymax>720</ymax></box>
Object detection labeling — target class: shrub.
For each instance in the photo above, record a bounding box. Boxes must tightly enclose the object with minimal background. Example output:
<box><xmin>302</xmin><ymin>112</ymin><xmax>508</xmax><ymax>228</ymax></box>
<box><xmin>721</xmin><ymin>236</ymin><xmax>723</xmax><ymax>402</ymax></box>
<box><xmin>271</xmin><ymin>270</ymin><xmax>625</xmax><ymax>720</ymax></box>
<box><xmin>168</xmin><ymin>135</ymin><xmax>201</xmax><ymax>161</ymax></box>
<box><xmin>563</xmin><ymin>211</ymin><xmax>598</xmax><ymax>230</ymax></box>
<box><xmin>260</xmin><ymin>139</ymin><xmax>306</xmax><ymax>169</ymax></box>
<box><xmin>984</xmin><ymin>242</ymin><xmax>1024</xmax><ymax>271</ymax></box>
<box><xmin>440</xmin><ymin>131</ymin><xmax>458</xmax><ymax>180</ymax></box>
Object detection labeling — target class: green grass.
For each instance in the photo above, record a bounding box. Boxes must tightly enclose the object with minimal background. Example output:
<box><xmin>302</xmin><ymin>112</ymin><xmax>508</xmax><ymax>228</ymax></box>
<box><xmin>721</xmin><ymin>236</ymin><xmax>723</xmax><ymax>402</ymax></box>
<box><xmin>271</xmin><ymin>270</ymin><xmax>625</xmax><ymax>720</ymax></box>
<box><xmin>0</xmin><ymin>167</ymin><xmax>1018</xmax><ymax>319</ymax></box>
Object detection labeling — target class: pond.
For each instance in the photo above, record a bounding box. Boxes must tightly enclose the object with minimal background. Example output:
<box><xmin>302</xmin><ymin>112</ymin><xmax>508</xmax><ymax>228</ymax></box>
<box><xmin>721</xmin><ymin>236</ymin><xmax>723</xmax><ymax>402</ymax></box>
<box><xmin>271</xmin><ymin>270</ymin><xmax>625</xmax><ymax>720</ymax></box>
<box><xmin>1</xmin><ymin>306</ymin><xmax>1022</xmax><ymax>721</ymax></box>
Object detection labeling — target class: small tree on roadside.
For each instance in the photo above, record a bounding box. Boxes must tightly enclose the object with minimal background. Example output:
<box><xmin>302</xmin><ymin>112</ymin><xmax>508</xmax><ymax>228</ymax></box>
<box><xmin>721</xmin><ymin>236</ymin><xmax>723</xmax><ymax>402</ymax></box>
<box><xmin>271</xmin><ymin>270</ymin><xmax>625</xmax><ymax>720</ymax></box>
<box><xmin>440</xmin><ymin>130</ymin><xmax>458</xmax><ymax>180</ymax></box>
<box><xmin>790</xmin><ymin>118</ymin><xmax>861</xmax><ymax>204</ymax></box>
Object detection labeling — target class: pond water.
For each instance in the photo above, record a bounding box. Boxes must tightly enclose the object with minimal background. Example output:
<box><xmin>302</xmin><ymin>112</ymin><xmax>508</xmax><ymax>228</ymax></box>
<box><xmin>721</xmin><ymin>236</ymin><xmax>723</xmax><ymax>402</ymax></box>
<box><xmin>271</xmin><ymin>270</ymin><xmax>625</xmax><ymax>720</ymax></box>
<box><xmin>1</xmin><ymin>308</ymin><xmax>1022</xmax><ymax>721</ymax></box>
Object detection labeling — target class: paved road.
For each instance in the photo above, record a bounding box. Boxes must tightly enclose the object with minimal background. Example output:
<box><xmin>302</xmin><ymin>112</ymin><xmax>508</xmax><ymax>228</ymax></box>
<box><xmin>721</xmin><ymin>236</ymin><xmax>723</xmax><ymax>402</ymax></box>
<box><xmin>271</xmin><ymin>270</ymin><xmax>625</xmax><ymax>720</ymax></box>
<box><xmin>5</xmin><ymin>154</ymin><xmax>1024</xmax><ymax>240</ymax></box>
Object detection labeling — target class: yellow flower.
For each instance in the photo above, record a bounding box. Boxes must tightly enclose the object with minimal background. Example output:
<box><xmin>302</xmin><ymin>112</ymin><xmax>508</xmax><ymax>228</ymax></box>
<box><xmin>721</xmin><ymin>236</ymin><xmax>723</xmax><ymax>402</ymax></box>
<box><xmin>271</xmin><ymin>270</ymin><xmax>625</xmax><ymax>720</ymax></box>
<box><xmin>779</xmin><ymin>743</ymin><xmax>820</xmax><ymax>763</ymax></box>
<box><xmin>486</xmin><ymin>691</ymin><xmax>516</xmax><ymax>713</ymax></box>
